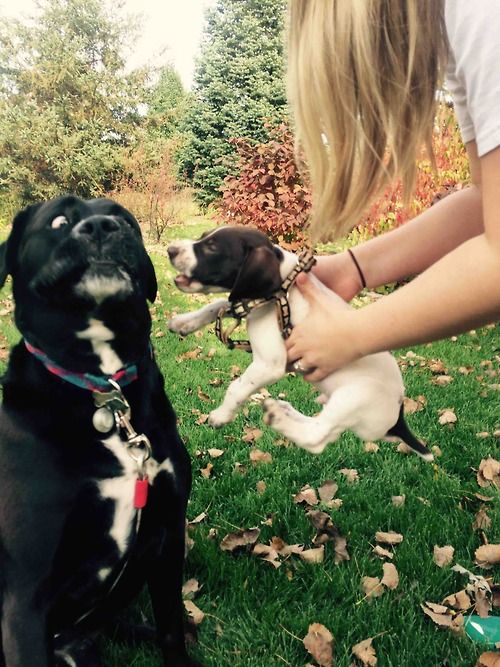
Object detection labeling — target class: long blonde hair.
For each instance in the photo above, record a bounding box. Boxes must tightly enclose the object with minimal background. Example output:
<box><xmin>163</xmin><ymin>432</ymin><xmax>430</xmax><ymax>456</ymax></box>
<box><xmin>287</xmin><ymin>0</ymin><xmax>448</xmax><ymax>241</ymax></box>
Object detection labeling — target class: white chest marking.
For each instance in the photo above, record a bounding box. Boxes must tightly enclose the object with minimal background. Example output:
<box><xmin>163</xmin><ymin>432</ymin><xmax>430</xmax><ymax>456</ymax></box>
<box><xmin>77</xmin><ymin>318</ymin><xmax>123</xmax><ymax>374</ymax></box>
<box><xmin>98</xmin><ymin>435</ymin><xmax>176</xmax><ymax>557</ymax></box>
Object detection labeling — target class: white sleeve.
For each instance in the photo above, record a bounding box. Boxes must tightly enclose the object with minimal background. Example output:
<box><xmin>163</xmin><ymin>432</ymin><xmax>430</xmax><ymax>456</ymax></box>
<box><xmin>445</xmin><ymin>0</ymin><xmax>500</xmax><ymax>157</ymax></box>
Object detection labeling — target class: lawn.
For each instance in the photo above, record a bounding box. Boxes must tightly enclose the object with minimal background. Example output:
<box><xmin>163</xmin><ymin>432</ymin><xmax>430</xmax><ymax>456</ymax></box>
<box><xmin>0</xmin><ymin>218</ymin><xmax>498</xmax><ymax>667</ymax></box>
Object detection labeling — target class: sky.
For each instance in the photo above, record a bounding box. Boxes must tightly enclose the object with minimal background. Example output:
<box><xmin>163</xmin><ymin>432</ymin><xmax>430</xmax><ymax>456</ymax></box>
<box><xmin>0</xmin><ymin>0</ymin><xmax>216</xmax><ymax>89</ymax></box>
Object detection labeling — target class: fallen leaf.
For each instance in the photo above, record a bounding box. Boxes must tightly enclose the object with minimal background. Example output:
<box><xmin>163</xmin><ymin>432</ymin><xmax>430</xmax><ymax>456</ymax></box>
<box><xmin>182</xmin><ymin>578</ymin><xmax>201</xmax><ymax>599</ymax></box>
<box><xmin>200</xmin><ymin>463</ymin><xmax>213</xmax><ymax>479</ymax></box>
<box><xmin>433</xmin><ymin>545</ymin><xmax>455</xmax><ymax>568</ymax></box>
<box><xmin>243</xmin><ymin>426</ymin><xmax>263</xmax><ymax>443</ymax></box>
<box><xmin>361</xmin><ymin>576</ymin><xmax>384</xmax><ymax>599</ymax></box>
<box><xmin>432</xmin><ymin>375</ymin><xmax>453</xmax><ymax>386</ymax></box>
<box><xmin>473</xmin><ymin>507</ymin><xmax>492</xmax><ymax>531</ymax></box>
<box><xmin>256</xmin><ymin>480</ymin><xmax>267</xmax><ymax>495</ymax></box>
<box><xmin>442</xmin><ymin>589</ymin><xmax>472</xmax><ymax>611</ymax></box>
<box><xmin>438</xmin><ymin>409</ymin><xmax>457</xmax><ymax>425</ymax></box>
<box><xmin>220</xmin><ymin>528</ymin><xmax>260</xmax><ymax>553</ymax></box>
<box><xmin>352</xmin><ymin>637</ymin><xmax>377</xmax><ymax>666</ymax></box>
<box><xmin>372</xmin><ymin>545</ymin><xmax>394</xmax><ymax>560</ymax></box>
<box><xmin>421</xmin><ymin>602</ymin><xmax>464</xmax><ymax>633</ymax></box>
<box><xmin>381</xmin><ymin>563</ymin><xmax>399</xmax><ymax>590</ymax></box>
<box><xmin>299</xmin><ymin>545</ymin><xmax>325</xmax><ymax>564</ymax></box>
<box><xmin>404</xmin><ymin>396</ymin><xmax>426</xmax><ymax>414</ymax></box>
<box><xmin>334</xmin><ymin>535</ymin><xmax>351</xmax><ymax>564</ymax></box>
<box><xmin>432</xmin><ymin>445</ymin><xmax>443</xmax><ymax>457</ymax></box>
<box><xmin>391</xmin><ymin>495</ymin><xmax>406</xmax><ymax>507</ymax></box>
<box><xmin>249</xmin><ymin>448</ymin><xmax>272</xmax><ymax>465</ymax></box>
<box><xmin>252</xmin><ymin>543</ymin><xmax>281</xmax><ymax>568</ymax></box>
<box><xmin>184</xmin><ymin>600</ymin><xmax>205</xmax><ymax>625</ymax></box>
<box><xmin>476</xmin><ymin>652</ymin><xmax>500</xmax><ymax>667</ymax></box>
<box><xmin>207</xmin><ymin>448</ymin><xmax>224</xmax><ymax>458</ymax></box>
<box><xmin>188</xmin><ymin>512</ymin><xmax>207</xmax><ymax>526</ymax></box>
<box><xmin>477</xmin><ymin>457</ymin><xmax>500</xmax><ymax>489</ymax></box>
<box><xmin>339</xmin><ymin>468</ymin><xmax>359</xmax><ymax>483</ymax></box>
<box><xmin>475</xmin><ymin>544</ymin><xmax>500</xmax><ymax>569</ymax></box>
<box><xmin>303</xmin><ymin>623</ymin><xmax>334</xmax><ymax>667</ymax></box>
<box><xmin>375</xmin><ymin>531</ymin><xmax>404</xmax><ymax>546</ymax></box>
<box><xmin>197</xmin><ymin>386</ymin><xmax>211</xmax><ymax>403</ymax></box>
<box><xmin>293</xmin><ymin>485</ymin><xmax>319</xmax><ymax>506</ymax></box>
<box><xmin>318</xmin><ymin>480</ymin><xmax>338</xmax><ymax>503</ymax></box>
<box><xmin>428</xmin><ymin>359</ymin><xmax>447</xmax><ymax>374</ymax></box>
<box><xmin>195</xmin><ymin>413</ymin><xmax>209</xmax><ymax>425</ymax></box>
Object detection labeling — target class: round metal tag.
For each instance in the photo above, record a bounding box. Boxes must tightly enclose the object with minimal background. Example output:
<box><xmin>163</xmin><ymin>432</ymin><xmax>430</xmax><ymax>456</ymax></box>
<box><xmin>92</xmin><ymin>407</ymin><xmax>115</xmax><ymax>433</ymax></box>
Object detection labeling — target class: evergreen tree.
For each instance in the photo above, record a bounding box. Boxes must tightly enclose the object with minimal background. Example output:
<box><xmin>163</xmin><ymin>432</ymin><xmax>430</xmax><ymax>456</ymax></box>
<box><xmin>177</xmin><ymin>0</ymin><xmax>288</xmax><ymax>205</ymax></box>
<box><xmin>0</xmin><ymin>0</ymin><xmax>147</xmax><ymax>204</ymax></box>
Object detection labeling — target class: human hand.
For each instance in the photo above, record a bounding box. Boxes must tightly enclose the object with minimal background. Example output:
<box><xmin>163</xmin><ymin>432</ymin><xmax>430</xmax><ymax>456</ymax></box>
<box><xmin>285</xmin><ymin>273</ymin><xmax>364</xmax><ymax>382</ymax></box>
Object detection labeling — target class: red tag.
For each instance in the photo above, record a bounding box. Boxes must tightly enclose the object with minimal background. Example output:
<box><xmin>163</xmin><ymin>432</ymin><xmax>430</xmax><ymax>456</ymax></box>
<box><xmin>134</xmin><ymin>477</ymin><xmax>149</xmax><ymax>509</ymax></box>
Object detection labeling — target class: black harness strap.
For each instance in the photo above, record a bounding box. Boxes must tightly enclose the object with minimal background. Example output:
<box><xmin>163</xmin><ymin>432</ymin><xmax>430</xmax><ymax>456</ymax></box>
<box><xmin>215</xmin><ymin>249</ymin><xmax>316</xmax><ymax>353</ymax></box>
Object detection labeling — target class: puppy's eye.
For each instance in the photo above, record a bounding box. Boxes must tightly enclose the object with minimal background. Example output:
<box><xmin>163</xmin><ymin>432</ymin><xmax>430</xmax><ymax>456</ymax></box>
<box><xmin>51</xmin><ymin>215</ymin><xmax>69</xmax><ymax>229</ymax></box>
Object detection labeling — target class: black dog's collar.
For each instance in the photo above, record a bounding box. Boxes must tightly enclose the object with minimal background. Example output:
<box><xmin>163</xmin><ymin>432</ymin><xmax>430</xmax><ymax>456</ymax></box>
<box><xmin>24</xmin><ymin>339</ymin><xmax>140</xmax><ymax>392</ymax></box>
<box><xmin>215</xmin><ymin>249</ymin><xmax>316</xmax><ymax>352</ymax></box>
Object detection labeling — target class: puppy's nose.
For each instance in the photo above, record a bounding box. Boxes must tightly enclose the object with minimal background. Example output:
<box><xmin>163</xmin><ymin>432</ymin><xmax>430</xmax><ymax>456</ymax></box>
<box><xmin>73</xmin><ymin>215</ymin><xmax>120</xmax><ymax>242</ymax></box>
<box><xmin>167</xmin><ymin>245</ymin><xmax>179</xmax><ymax>261</ymax></box>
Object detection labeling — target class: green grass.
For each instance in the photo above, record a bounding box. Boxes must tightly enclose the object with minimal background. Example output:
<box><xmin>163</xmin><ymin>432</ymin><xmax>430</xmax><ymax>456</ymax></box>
<box><xmin>0</xmin><ymin>228</ymin><xmax>498</xmax><ymax>667</ymax></box>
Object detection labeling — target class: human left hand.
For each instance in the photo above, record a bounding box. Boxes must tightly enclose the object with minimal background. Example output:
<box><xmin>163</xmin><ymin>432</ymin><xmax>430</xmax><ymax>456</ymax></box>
<box><xmin>285</xmin><ymin>273</ymin><xmax>364</xmax><ymax>382</ymax></box>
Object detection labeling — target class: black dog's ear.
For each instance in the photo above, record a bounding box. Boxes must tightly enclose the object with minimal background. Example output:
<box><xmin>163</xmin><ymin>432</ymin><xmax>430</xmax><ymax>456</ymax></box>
<box><xmin>229</xmin><ymin>246</ymin><xmax>283</xmax><ymax>301</ymax></box>
<box><xmin>0</xmin><ymin>241</ymin><xmax>7</xmax><ymax>288</ymax></box>
<box><xmin>143</xmin><ymin>255</ymin><xmax>158</xmax><ymax>303</ymax></box>
<box><xmin>0</xmin><ymin>203</ymin><xmax>41</xmax><ymax>288</ymax></box>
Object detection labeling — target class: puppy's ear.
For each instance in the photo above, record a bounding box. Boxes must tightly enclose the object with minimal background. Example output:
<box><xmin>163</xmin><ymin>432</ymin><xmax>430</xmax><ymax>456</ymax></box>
<box><xmin>0</xmin><ymin>203</ymin><xmax>41</xmax><ymax>288</ymax></box>
<box><xmin>230</xmin><ymin>246</ymin><xmax>283</xmax><ymax>301</ymax></box>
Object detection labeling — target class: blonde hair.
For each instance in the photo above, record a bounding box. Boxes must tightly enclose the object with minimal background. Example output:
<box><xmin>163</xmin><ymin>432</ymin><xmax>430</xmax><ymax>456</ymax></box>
<box><xmin>287</xmin><ymin>0</ymin><xmax>448</xmax><ymax>241</ymax></box>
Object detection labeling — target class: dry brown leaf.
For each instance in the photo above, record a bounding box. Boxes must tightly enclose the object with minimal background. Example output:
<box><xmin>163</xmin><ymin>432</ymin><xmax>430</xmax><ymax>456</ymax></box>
<box><xmin>428</xmin><ymin>359</ymin><xmax>447</xmax><ymax>374</ymax></box>
<box><xmin>200</xmin><ymin>463</ymin><xmax>213</xmax><ymax>479</ymax></box>
<box><xmin>391</xmin><ymin>495</ymin><xmax>406</xmax><ymax>507</ymax></box>
<box><xmin>197</xmin><ymin>387</ymin><xmax>211</xmax><ymax>403</ymax></box>
<box><xmin>473</xmin><ymin>507</ymin><xmax>492</xmax><ymax>531</ymax></box>
<box><xmin>293</xmin><ymin>485</ymin><xmax>319</xmax><ymax>506</ymax></box>
<box><xmin>477</xmin><ymin>457</ymin><xmax>500</xmax><ymax>489</ymax></box>
<box><xmin>220</xmin><ymin>528</ymin><xmax>260</xmax><ymax>553</ymax></box>
<box><xmin>176</xmin><ymin>348</ymin><xmax>202</xmax><ymax>362</ymax></box>
<box><xmin>256</xmin><ymin>480</ymin><xmax>267</xmax><ymax>495</ymax></box>
<box><xmin>195</xmin><ymin>413</ymin><xmax>209</xmax><ymax>425</ymax></box>
<box><xmin>442</xmin><ymin>589</ymin><xmax>472</xmax><ymax>611</ymax></box>
<box><xmin>421</xmin><ymin>603</ymin><xmax>464</xmax><ymax>633</ymax></box>
<box><xmin>476</xmin><ymin>652</ymin><xmax>500</xmax><ymax>667</ymax></box>
<box><xmin>334</xmin><ymin>535</ymin><xmax>351</xmax><ymax>564</ymax></box>
<box><xmin>432</xmin><ymin>375</ymin><xmax>453</xmax><ymax>386</ymax></box>
<box><xmin>432</xmin><ymin>445</ymin><xmax>443</xmax><ymax>458</ymax></box>
<box><xmin>381</xmin><ymin>563</ymin><xmax>399</xmax><ymax>590</ymax></box>
<box><xmin>318</xmin><ymin>480</ymin><xmax>338</xmax><ymax>503</ymax></box>
<box><xmin>207</xmin><ymin>448</ymin><xmax>224</xmax><ymax>458</ymax></box>
<box><xmin>352</xmin><ymin>637</ymin><xmax>377</xmax><ymax>666</ymax></box>
<box><xmin>182</xmin><ymin>578</ymin><xmax>201</xmax><ymax>599</ymax></box>
<box><xmin>340</xmin><ymin>468</ymin><xmax>359</xmax><ymax>483</ymax></box>
<box><xmin>438</xmin><ymin>409</ymin><xmax>457</xmax><ymax>425</ymax></box>
<box><xmin>184</xmin><ymin>600</ymin><xmax>205</xmax><ymax>625</ymax></box>
<box><xmin>375</xmin><ymin>531</ymin><xmax>404</xmax><ymax>545</ymax></box>
<box><xmin>404</xmin><ymin>396</ymin><xmax>426</xmax><ymax>414</ymax></box>
<box><xmin>188</xmin><ymin>511</ymin><xmax>207</xmax><ymax>526</ymax></box>
<box><xmin>243</xmin><ymin>426</ymin><xmax>263</xmax><ymax>443</ymax></box>
<box><xmin>361</xmin><ymin>576</ymin><xmax>384</xmax><ymax>599</ymax></box>
<box><xmin>373</xmin><ymin>545</ymin><xmax>394</xmax><ymax>560</ymax></box>
<box><xmin>299</xmin><ymin>545</ymin><xmax>325</xmax><ymax>564</ymax></box>
<box><xmin>249</xmin><ymin>448</ymin><xmax>272</xmax><ymax>465</ymax></box>
<box><xmin>252</xmin><ymin>543</ymin><xmax>281</xmax><ymax>568</ymax></box>
<box><xmin>303</xmin><ymin>623</ymin><xmax>334</xmax><ymax>667</ymax></box>
<box><xmin>475</xmin><ymin>544</ymin><xmax>500</xmax><ymax>569</ymax></box>
<box><xmin>433</xmin><ymin>545</ymin><xmax>455</xmax><ymax>568</ymax></box>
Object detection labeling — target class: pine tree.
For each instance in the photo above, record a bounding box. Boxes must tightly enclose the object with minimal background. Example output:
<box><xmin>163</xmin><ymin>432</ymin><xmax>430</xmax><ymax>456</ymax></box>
<box><xmin>177</xmin><ymin>0</ymin><xmax>288</xmax><ymax>206</ymax></box>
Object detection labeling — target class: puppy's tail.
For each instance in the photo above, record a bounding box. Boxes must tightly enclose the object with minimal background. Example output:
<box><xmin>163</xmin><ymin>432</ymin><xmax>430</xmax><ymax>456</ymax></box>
<box><xmin>386</xmin><ymin>405</ymin><xmax>434</xmax><ymax>462</ymax></box>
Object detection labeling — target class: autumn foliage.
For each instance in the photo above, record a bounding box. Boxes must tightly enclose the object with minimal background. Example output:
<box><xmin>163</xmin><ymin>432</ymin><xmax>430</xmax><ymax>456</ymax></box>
<box><xmin>218</xmin><ymin>105</ymin><xmax>470</xmax><ymax>246</ymax></box>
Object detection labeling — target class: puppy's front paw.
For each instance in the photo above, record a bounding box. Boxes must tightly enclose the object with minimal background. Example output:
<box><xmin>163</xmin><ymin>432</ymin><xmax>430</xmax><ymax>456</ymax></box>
<box><xmin>168</xmin><ymin>313</ymin><xmax>198</xmax><ymax>336</ymax></box>
<box><xmin>208</xmin><ymin>407</ymin><xmax>234</xmax><ymax>428</ymax></box>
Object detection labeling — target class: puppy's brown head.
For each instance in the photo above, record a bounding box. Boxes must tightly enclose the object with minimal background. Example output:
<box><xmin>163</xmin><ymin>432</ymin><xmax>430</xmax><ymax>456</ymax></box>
<box><xmin>168</xmin><ymin>225</ymin><xmax>284</xmax><ymax>301</ymax></box>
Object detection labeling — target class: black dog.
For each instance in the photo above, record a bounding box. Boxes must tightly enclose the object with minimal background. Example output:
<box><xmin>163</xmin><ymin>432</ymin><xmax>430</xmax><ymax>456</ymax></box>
<box><xmin>0</xmin><ymin>196</ymin><xmax>197</xmax><ymax>666</ymax></box>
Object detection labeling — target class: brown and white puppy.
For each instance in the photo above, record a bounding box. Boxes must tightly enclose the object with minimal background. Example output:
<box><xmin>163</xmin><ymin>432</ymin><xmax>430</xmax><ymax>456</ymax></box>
<box><xmin>168</xmin><ymin>225</ymin><xmax>433</xmax><ymax>461</ymax></box>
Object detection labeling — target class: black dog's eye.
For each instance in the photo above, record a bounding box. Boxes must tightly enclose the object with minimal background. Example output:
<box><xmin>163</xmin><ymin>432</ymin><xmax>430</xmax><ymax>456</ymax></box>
<box><xmin>51</xmin><ymin>215</ymin><xmax>69</xmax><ymax>230</ymax></box>
<box><xmin>204</xmin><ymin>239</ymin><xmax>218</xmax><ymax>253</ymax></box>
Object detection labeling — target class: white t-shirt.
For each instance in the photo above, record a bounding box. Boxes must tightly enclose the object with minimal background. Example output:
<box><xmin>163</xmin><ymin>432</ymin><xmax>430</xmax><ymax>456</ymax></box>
<box><xmin>445</xmin><ymin>0</ymin><xmax>500</xmax><ymax>157</ymax></box>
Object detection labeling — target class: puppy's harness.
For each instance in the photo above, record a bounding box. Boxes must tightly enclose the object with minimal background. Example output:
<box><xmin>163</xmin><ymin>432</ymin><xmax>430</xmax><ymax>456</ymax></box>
<box><xmin>215</xmin><ymin>249</ymin><xmax>316</xmax><ymax>352</ymax></box>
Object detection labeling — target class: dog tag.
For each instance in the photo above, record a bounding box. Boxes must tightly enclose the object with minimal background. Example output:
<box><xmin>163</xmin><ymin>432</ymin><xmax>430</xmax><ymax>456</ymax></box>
<box><xmin>92</xmin><ymin>407</ymin><xmax>115</xmax><ymax>433</ymax></box>
<box><xmin>134</xmin><ymin>477</ymin><xmax>149</xmax><ymax>509</ymax></box>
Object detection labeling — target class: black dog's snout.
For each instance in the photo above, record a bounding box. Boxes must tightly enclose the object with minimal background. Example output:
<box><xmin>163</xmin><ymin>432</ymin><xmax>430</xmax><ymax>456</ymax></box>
<box><xmin>73</xmin><ymin>215</ymin><xmax>121</xmax><ymax>243</ymax></box>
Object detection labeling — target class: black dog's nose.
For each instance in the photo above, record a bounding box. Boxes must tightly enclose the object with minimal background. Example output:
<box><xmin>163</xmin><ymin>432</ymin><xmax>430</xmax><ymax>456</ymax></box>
<box><xmin>73</xmin><ymin>215</ymin><xmax>121</xmax><ymax>242</ymax></box>
<box><xmin>167</xmin><ymin>245</ymin><xmax>179</xmax><ymax>260</ymax></box>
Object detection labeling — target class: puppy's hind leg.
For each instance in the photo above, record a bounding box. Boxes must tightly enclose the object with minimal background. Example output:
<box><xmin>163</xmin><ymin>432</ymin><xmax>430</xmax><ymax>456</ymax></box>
<box><xmin>263</xmin><ymin>398</ymin><xmax>346</xmax><ymax>455</ymax></box>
